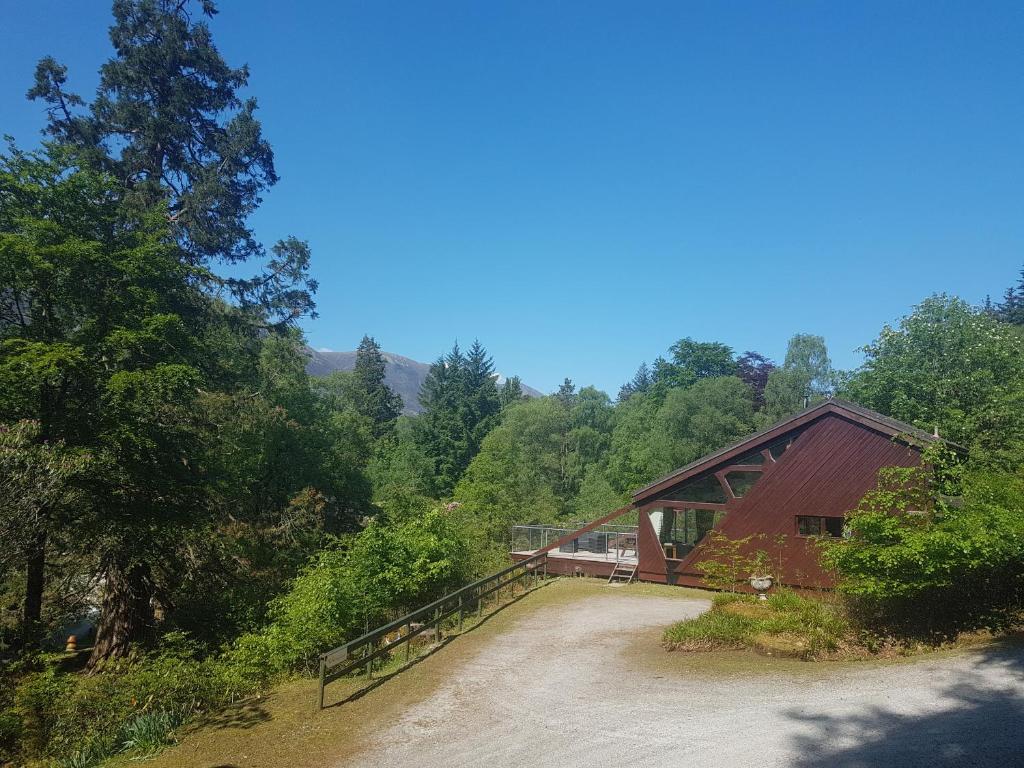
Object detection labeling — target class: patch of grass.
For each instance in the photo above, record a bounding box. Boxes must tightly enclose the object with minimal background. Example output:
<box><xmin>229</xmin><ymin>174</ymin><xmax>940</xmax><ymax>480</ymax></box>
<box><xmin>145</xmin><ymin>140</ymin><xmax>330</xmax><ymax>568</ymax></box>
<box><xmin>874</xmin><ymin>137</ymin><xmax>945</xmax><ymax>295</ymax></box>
<box><xmin>663</xmin><ymin>590</ymin><xmax>850</xmax><ymax>659</ymax></box>
<box><xmin>118</xmin><ymin>709</ymin><xmax>182</xmax><ymax>756</ymax></box>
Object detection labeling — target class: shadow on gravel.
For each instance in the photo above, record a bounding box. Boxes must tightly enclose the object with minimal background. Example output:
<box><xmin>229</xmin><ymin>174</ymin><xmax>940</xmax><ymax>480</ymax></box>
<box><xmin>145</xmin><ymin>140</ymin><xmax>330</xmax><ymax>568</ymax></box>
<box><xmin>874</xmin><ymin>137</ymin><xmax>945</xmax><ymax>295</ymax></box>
<box><xmin>786</xmin><ymin>642</ymin><xmax>1024</xmax><ymax>767</ymax></box>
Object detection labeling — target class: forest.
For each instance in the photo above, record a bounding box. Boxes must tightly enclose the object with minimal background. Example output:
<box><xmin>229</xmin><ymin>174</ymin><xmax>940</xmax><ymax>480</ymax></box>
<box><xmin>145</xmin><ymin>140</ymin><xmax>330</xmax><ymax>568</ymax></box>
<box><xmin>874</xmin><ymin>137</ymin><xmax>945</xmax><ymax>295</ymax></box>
<box><xmin>2</xmin><ymin>3</ymin><xmax>1024</xmax><ymax>767</ymax></box>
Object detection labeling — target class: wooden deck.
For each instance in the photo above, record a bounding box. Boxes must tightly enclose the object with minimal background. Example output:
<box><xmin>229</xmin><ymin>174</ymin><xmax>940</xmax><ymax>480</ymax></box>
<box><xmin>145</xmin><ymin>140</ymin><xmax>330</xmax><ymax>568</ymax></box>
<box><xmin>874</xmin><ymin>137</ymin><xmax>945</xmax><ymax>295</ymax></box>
<box><xmin>511</xmin><ymin>549</ymin><xmax>638</xmax><ymax>579</ymax></box>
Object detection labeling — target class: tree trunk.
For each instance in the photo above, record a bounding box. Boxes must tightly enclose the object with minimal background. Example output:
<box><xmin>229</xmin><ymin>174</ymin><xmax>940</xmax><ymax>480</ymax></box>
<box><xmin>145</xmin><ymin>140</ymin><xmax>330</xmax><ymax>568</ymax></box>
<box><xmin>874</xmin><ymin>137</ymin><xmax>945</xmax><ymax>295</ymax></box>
<box><xmin>87</xmin><ymin>562</ymin><xmax>155</xmax><ymax>669</ymax></box>
<box><xmin>22</xmin><ymin>531</ymin><xmax>46</xmax><ymax>649</ymax></box>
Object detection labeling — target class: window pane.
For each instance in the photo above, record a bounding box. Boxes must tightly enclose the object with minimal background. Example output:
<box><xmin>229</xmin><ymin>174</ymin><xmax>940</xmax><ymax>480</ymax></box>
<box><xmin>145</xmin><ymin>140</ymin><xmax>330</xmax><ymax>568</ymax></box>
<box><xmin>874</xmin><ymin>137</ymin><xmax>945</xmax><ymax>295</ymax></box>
<box><xmin>797</xmin><ymin>516</ymin><xmax>822</xmax><ymax>536</ymax></box>
<box><xmin>733</xmin><ymin>449</ymin><xmax>766</xmax><ymax>465</ymax></box>
<box><xmin>664</xmin><ymin>474</ymin><xmax>728</xmax><ymax>503</ymax></box>
<box><xmin>724</xmin><ymin>470</ymin><xmax>762</xmax><ymax>498</ymax></box>
<box><xmin>824</xmin><ymin>517</ymin><xmax>844</xmax><ymax>537</ymax></box>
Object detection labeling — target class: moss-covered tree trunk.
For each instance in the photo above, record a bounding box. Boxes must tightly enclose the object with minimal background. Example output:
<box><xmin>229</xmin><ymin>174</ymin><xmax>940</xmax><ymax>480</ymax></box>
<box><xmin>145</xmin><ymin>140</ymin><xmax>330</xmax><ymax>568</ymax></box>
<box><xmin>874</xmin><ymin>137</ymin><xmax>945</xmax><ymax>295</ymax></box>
<box><xmin>88</xmin><ymin>562</ymin><xmax>155</xmax><ymax>668</ymax></box>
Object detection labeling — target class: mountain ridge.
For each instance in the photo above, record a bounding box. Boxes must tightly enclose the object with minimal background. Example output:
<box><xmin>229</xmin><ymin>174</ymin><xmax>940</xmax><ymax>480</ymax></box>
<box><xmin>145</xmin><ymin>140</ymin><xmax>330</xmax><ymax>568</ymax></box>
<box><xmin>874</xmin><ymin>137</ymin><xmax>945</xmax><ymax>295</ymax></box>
<box><xmin>305</xmin><ymin>348</ymin><xmax>543</xmax><ymax>414</ymax></box>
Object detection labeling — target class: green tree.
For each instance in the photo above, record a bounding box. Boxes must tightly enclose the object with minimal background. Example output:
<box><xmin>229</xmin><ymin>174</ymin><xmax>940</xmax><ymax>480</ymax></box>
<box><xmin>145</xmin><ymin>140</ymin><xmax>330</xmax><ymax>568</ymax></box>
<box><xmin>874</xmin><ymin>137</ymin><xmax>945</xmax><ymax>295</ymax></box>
<box><xmin>0</xmin><ymin>421</ymin><xmax>90</xmax><ymax>648</ymax></box>
<box><xmin>27</xmin><ymin>0</ymin><xmax>315</xmax><ymax>322</ymax></box>
<box><xmin>763</xmin><ymin>334</ymin><xmax>834</xmax><ymax>421</ymax></box>
<box><xmin>654</xmin><ymin>377</ymin><xmax>756</xmax><ymax>469</ymax></box>
<box><xmin>415</xmin><ymin>341</ymin><xmax>501</xmax><ymax>495</ymax></box>
<box><xmin>455</xmin><ymin>397</ymin><xmax>570</xmax><ymax>540</ymax></box>
<box><xmin>350</xmin><ymin>335</ymin><xmax>402</xmax><ymax>438</ymax></box>
<box><xmin>0</xmin><ymin>145</ymin><xmax>212</xmax><ymax>663</ymax></box>
<box><xmin>617</xmin><ymin>362</ymin><xmax>652</xmax><ymax>402</ymax></box>
<box><xmin>993</xmin><ymin>266</ymin><xmax>1024</xmax><ymax>326</ymax></box>
<box><xmin>499</xmin><ymin>376</ymin><xmax>525</xmax><ymax>409</ymax></box>
<box><xmin>819</xmin><ymin>456</ymin><xmax>1024</xmax><ymax>635</ymax></box>
<box><xmin>606</xmin><ymin>377</ymin><xmax>756</xmax><ymax>493</ymax></box>
<box><xmin>653</xmin><ymin>339</ymin><xmax>737</xmax><ymax>392</ymax></box>
<box><xmin>843</xmin><ymin>295</ymin><xmax>1024</xmax><ymax>466</ymax></box>
<box><xmin>555</xmin><ymin>377</ymin><xmax>576</xmax><ymax>407</ymax></box>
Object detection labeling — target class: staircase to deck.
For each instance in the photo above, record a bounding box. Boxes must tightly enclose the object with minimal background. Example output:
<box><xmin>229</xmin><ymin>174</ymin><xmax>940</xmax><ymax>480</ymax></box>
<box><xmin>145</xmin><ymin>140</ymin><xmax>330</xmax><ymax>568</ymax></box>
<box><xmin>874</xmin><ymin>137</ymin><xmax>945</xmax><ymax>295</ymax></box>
<box><xmin>607</xmin><ymin>561</ymin><xmax>637</xmax><ymax>584</ymax></box>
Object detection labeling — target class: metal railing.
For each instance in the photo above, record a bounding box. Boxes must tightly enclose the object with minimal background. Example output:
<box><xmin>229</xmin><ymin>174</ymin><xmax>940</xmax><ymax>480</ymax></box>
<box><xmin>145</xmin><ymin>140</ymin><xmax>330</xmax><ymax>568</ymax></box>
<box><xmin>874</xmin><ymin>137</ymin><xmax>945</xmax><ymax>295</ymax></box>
<box><xmin>511</xmin><ymin>523</ymin><xmax>639</xmax><ymax>560</ymax></box>
<box><xmin>317</xmin><ymin>551</ymin><xmax>549</xmax><ymax>709</ymax></box>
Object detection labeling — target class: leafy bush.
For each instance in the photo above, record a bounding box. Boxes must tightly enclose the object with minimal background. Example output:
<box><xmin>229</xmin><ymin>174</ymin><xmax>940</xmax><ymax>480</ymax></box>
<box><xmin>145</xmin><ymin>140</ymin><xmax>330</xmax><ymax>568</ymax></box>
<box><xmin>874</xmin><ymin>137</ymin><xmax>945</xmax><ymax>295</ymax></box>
<box><xmin>232</xmin><ymin>503</ymin><xmax>477</xmax><ymax>679</ymax></box>
<box><xmin>819</xmin><ymin>462</ymin><xmax>1024</xmax><ymax>637</ymax></box>
<box><xmin>6</xmin><ymin>503</ymin><xmax>492</xmax><ymax>765</ymax></box>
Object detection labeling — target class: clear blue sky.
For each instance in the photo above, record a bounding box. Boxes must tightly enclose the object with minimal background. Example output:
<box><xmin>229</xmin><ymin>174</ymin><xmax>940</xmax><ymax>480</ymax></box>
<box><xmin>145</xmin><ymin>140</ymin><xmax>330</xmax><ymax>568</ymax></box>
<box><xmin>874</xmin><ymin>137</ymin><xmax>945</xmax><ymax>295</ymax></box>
<box><xmin>3</xmin><ymin>1</ymin><xmax>1022</xmax><ymax>395</ymax></box>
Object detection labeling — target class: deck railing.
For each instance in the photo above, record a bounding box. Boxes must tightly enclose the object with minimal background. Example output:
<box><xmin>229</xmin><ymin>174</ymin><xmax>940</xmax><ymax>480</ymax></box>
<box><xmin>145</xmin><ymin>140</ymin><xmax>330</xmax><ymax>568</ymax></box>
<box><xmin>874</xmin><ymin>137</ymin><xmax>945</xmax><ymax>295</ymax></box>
<box><xmin>511</xmin><ymin>523</ymin><xmax>639</xmax><ymax>559</ymax></box>
<box><xmin>317</xmin><ymin>551</ymin><xmax>549</xmax><ymax>709</ymax></box>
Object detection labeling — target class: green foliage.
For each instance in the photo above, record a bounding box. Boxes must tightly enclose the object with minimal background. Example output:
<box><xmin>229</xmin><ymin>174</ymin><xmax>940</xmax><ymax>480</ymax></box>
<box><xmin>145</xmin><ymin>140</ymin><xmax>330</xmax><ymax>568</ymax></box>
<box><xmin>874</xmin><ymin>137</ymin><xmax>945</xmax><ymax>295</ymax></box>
<box><xmin>819</xmin><ymin>461</ymin><xmax>1024</xmax><ymax>636</ymax></box>
<box><xmin>695</xmin><ymin>532</ymin><xmax>770</xmax><ymax>592</ymax></box>
<box><xmin>28</xmin><ymin>0</ymin><xmax>316</xmax><ymax>321</ymax></box>
<box><xmin>652</xmin><ymin>338</ymin><xmax>737</xmax><ymax>392</ymax></box>
<box><xmin>991</xmin><ymin>265</ymin><xmax>1024</xmax><ymax>326</ymax></box>
<box><xmin>415</xmin><ymin>341</ymin><xmax>502</xmax><ymax>495</ymax></box>
<box><xmin>663</xmin><ymin>591</ymin><xmax>849</xmax><ymax>657</ymax></box>
<box><xmin>348</xmin><ymin>335</ymin><xmax>403</xmax><ymax>438</ymax></box>
<box><xmin>455</xmin><ymin>385</ymin><xmax>621</xmax><ymax>538</ymax></box>
<box><xmin>11</xmin><ymin>634</ymin><xmax>256</xmax><ymax>767</ymax></box>
<box><xmin>232</xmin><ymin>504</ymin><xmax>477</xmax><ymax>679</ymax></box>
<box><xmin>844</xmin><ymin>294</ymin><xmax>1024</xmax><ymax>467</ymax></box>
<box><xmin>763</xmin><ymin>333</ymin><xmax>835</xmax><ymax>421</ymax></box>
<box><xmin>605</xmin><ymin>377</ymin><xmax>756</xmax><ymax>493</ymax></box>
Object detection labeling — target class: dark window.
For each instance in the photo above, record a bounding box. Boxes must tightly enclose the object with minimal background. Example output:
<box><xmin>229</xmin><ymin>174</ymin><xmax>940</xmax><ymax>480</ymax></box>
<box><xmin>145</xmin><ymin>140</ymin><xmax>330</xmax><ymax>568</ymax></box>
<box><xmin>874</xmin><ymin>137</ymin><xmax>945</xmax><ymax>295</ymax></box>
<box><xmin>733</xmin><ymin>449</ymin><xmax>766</xmax><ymax>465</ymax></box>
<box><xmin>724</xmin><ymin>470</ymin><xmax>762</xmax><ymax>498</ymax></box>
<box><xmin>654</xmin><ymin>508</ymin><xmax>724</xmax><ymax>556</ymax></box>
<box><xmin>664</xmin><ymin>474</ymin><xmax>728</xmax><ymax>503</ymax></box>
<box><xmin>768</xmin><ymin>438</ymin><xmax>793</xmax><ymax>460</ymax></box>
<box><xmin>796</xmin><ymin>515</ymin><xmax>844</xmax><ymax>537</ymax></box>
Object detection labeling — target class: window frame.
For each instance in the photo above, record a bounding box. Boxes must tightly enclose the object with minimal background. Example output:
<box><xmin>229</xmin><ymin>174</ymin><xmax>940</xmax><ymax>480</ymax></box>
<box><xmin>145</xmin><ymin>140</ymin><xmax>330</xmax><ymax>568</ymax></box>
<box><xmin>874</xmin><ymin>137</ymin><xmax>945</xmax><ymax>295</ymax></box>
<box><xmin>795</xmin><ymin>515</ymin><xmax>844</xmax><ymax>538</ymax></box>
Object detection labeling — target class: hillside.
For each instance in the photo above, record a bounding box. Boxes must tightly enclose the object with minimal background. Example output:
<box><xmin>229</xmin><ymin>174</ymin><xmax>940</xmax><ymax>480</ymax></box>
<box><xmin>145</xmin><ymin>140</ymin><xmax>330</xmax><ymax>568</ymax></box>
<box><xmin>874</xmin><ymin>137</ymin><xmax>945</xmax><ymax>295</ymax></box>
<box><xmin>305</xmin><ymin>348</ymin><xmax>543</xmax><ymax>414</ymax></box>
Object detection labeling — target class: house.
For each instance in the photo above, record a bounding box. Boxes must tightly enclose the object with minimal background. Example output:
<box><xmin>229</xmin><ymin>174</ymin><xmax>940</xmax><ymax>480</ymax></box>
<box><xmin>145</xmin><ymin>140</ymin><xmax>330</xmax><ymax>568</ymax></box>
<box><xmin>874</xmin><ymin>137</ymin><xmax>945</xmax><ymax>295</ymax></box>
<box><xmin>511</xmin><ymin>399</ymin><xmax>947</xmax><ymax>589</ymax></box>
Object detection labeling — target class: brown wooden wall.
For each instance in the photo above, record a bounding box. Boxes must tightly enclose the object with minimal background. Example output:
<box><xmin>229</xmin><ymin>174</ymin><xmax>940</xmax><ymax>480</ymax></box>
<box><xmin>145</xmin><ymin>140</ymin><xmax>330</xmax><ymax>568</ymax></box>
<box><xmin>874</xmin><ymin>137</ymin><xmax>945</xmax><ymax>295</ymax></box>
<box><xmin>640</xmin><ymin>413</ymin><xmax>924</xmax><ymax>588</ymax></box>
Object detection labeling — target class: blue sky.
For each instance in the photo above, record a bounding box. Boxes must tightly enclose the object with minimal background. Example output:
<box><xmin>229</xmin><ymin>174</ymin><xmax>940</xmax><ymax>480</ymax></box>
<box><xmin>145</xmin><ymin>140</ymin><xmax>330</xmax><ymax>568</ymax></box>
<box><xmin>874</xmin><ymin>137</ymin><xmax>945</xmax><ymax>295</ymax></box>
<box><xmin>2</xmin><ymin>2</ymin><xmax>1022</xmax><ymax>395</ymax></box>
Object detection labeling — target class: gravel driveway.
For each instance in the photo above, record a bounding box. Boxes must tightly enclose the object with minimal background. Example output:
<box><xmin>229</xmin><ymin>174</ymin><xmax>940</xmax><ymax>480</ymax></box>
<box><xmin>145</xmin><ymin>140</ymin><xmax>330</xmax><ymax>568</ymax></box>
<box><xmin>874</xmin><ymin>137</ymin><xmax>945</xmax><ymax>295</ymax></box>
<box><xmin>340</xmin><ymin>588</ymin><xmax>1024</xmax><ymax>768</ymax></box>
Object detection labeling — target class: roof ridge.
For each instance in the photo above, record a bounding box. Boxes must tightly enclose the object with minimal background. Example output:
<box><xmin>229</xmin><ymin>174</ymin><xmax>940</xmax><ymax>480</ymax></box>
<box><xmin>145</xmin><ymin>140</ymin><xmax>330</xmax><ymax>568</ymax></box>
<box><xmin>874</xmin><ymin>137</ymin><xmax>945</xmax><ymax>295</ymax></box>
<box><xmin>631</xmin><ymin>397</ymin><xmax>951</xmax><ymax>503</ymax></box>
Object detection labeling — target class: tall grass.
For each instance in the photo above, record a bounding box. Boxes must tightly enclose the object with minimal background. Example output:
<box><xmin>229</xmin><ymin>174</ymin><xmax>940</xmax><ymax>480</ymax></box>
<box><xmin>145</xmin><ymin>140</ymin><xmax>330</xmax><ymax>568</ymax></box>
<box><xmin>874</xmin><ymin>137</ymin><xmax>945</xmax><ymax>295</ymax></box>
<box><xmin>663</xmin><ymin>590</ymin><xmax>850</xmax><ymax>658</ymax></box>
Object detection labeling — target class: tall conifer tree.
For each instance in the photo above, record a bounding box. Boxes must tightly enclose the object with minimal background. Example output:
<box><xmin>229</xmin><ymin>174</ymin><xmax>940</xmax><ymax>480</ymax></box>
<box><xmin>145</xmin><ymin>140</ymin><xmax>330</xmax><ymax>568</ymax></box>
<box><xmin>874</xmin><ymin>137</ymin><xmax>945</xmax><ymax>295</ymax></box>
<box><xmin>351</xmin><ymin>335</ymin><xmax>403</xmax><ymax>437</ymax></box>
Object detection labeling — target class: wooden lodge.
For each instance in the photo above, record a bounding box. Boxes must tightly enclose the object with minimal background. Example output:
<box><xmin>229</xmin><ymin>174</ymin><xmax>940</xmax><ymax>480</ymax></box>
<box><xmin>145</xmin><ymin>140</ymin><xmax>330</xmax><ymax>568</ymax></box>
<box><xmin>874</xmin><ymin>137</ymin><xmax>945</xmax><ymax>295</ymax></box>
<box><xmin>511</xmin><ymin>399</ymin><xmax>946</xmax><ymax>589</ymax></box>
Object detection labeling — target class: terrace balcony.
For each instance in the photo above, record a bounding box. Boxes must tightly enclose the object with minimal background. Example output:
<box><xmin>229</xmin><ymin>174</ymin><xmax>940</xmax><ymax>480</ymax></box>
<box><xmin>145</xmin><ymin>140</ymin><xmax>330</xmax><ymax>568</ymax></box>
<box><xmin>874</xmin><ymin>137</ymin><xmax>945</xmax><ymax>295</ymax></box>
<box><xmin>510</xmin><ymin>523</ymin><xmax>639</xmax><ymax>578</ymax></box>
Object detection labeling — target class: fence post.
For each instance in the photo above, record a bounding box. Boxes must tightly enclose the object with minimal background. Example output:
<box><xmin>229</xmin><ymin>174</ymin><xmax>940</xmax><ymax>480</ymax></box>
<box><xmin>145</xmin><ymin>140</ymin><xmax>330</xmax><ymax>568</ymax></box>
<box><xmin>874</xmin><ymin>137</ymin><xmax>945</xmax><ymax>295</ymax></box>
<box><xmin>318</xmin><ymin>656</ymin><xmax>326</xmax><ymax>710</ymax></box>
<box><xmin>405</xmin><ymin>622</ymin><xmax>411</xmax><ymax>662</ymax></box>
<box><xmin>458</xmin><ymin>596</ymin><xmax>464</xmax><ymax>631</ymax></box>
<box><xmin>436</xmin><ymin>606</ymin><xmax>443</xmax><ymax>641</ymax></box>
<box><xmin>365</xmin><ymin>648</ymin><xmax>372</xmax><ymax>680</ymax></box>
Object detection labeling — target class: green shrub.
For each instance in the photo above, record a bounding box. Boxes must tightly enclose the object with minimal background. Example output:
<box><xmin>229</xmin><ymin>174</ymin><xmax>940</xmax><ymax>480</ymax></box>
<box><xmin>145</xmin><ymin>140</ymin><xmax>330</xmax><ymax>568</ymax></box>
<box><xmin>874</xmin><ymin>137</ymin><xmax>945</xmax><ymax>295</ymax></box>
<box><xmin>664</xmin><ymin>590</ymin><xmax>850</xmax><ymax>657</ymax></box>
<box><xmin>5</xmin><ymin>503</ymin><xmax>490</xmax><ymax>765</ymax></box>
<box><xmin>819</xmin><ymin>464</ymin><xmax>1024</xmax><ymax>638</ymax></box>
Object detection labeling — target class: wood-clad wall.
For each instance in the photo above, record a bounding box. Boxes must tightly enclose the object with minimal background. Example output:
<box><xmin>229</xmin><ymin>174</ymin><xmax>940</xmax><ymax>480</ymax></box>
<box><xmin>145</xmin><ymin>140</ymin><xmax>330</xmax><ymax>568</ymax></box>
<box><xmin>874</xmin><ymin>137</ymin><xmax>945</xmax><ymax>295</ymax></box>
<box><xmin>641</xmin><ymin>413</ymin><xmax>924</xmax><ymax>588</ymax></box>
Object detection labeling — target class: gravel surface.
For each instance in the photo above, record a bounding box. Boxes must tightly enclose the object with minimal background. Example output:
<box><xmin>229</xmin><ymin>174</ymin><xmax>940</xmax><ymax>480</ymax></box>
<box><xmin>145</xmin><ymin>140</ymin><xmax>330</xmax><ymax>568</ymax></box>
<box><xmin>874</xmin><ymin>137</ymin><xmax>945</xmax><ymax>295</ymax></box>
<box><xmin>340</xmin><ymin>590</ymin><xmax>1024</xmax><ymax>768</ymax></box>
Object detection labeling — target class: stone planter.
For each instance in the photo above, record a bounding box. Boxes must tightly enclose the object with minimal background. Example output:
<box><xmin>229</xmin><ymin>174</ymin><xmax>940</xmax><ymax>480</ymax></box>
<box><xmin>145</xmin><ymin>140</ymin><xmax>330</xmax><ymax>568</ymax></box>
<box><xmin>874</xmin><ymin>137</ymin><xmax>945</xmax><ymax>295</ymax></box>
<box><xmin>749</xmin><ymin>575</ymin><xmax>774</xmax><ymax>600</ymax></box>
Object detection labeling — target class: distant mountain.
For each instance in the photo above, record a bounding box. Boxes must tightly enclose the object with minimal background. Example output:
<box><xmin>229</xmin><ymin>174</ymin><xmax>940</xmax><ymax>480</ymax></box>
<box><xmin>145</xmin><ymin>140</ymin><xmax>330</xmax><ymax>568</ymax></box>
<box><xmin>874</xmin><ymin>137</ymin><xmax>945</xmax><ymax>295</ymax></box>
<box><xmin>305</xmin><ymin>348</ymin><xmax>543</xmax><ymax>414</ymax></box>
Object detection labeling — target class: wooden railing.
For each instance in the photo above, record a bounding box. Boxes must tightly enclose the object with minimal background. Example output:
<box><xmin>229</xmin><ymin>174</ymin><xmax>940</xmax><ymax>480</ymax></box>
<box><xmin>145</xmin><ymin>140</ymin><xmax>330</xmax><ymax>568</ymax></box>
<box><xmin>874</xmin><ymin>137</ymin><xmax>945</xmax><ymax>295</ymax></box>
<box><xmin>317</xmin><ymin>551</ymin><xmax>549</xmax><ymax>709</ymax></box>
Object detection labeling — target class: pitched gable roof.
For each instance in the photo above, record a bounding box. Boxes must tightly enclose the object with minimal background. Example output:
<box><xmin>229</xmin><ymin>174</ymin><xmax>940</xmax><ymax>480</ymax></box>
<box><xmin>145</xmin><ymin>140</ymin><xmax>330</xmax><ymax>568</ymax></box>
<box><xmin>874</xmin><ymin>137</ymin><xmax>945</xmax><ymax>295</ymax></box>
<box><xmin>631</xmin><ymin>398</ymin><xmax>950</xmax><ymax>505</ymax></box>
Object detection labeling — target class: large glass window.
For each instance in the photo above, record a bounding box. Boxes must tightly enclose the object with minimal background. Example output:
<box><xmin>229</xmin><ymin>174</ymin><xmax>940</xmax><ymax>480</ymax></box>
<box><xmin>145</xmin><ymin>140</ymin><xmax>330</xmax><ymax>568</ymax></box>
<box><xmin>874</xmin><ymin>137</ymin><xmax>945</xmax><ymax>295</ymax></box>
<box><xmin>655</xmin><ymin>508</ymin><xmax>725</xmax><ymax>557</ymax></box>
<box><xmin>664</xmin><ymin>474</ymin><xmax>728</xmax><ymax>503</ymax></box>
<box><xmin>724</xmin><ymin>470</ymin><xmax>762</xmax><ymax>498</ymax></box>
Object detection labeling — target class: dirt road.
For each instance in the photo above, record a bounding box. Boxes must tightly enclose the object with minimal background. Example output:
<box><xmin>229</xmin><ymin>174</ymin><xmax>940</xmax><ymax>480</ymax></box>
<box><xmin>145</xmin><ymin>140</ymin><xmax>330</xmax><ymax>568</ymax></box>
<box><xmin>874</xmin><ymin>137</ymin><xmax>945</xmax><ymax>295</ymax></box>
<box><xmin>340</xmin><ymin>588</ymin><xmax>1024</xmax><ymax>768</ymax></box>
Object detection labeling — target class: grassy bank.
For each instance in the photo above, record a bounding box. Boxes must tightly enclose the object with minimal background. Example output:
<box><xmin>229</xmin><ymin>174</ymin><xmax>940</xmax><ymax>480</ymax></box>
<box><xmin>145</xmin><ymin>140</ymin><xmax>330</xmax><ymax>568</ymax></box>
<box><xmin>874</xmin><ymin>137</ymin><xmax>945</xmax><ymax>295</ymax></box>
<box><xmin>663</xmin><ymin>590</ymin><xmax>851</xmax><ymax>659</ymax></box>
<box><xmin>662</xmin><ymin>589</ymin><xmax>1014</xmax><ymax>661</ymax></box>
